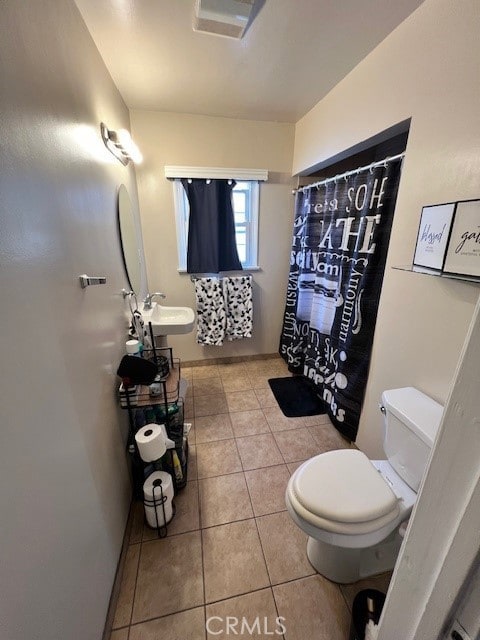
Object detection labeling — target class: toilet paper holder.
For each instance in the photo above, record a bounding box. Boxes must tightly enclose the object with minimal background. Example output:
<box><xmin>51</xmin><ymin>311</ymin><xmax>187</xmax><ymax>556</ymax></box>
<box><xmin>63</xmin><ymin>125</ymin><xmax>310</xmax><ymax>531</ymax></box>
<box><xmin>150</xmin><ymin>479</ymin><xmax>169</xmax><ymax>538</ymax></box>
<box><xmin>79</xmin><ymin>274</ymin><xmax>107</xmax><ymax>288</ymax></box>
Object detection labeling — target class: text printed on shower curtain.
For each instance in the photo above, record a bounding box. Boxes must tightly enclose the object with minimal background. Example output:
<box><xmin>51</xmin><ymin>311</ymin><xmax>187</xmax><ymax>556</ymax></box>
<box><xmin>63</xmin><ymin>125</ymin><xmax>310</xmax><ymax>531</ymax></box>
<box><xmin>279</xmin><ymin>161</ymin><xmax>402</xmax><ymax>440</ymax></box>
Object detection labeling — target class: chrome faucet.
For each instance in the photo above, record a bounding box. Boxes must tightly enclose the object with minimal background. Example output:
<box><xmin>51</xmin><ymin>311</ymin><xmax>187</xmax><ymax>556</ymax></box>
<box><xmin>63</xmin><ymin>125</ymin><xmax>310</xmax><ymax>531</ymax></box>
<box><xmin>143</xmin><ymin>292</ymin><xmax>166</xmax><ymax>309</ymax></box>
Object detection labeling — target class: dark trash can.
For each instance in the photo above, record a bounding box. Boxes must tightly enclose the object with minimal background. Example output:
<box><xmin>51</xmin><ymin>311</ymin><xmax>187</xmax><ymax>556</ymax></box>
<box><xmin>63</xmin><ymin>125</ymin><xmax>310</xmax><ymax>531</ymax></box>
<box><xmin>349</xmin><ymin>589</ymin><xmax>386</xmax><ymax>640</ymax></box>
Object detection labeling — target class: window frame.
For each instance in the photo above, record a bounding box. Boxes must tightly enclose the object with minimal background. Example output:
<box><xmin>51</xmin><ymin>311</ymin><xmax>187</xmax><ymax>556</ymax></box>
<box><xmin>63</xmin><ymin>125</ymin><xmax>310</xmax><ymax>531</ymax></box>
<box><xmin>173</xmin><ymin>179</ymin><xmax>260</xmax><ymax>272</ymax></box>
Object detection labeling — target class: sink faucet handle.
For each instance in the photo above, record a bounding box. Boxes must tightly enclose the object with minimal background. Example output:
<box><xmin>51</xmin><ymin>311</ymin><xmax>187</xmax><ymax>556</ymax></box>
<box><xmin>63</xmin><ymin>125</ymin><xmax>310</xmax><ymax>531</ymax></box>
<box><xmin>143</xmin><ymin>292</ymin><xmax>166</xmax><ymax>308</ymax></box>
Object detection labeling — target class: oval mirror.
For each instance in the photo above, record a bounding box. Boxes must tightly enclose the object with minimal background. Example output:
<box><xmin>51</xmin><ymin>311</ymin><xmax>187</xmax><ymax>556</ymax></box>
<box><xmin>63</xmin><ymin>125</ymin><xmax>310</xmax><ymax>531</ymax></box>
<box><xmin>118</xmin><ymin>184</ymin><xmax>141</xmax><ymax>293</ymax></box>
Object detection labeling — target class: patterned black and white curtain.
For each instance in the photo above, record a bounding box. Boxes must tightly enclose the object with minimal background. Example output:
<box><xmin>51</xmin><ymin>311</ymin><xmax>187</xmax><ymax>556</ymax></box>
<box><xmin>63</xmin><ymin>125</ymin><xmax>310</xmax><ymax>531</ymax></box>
<box><xmin>279</xmin><ymin>159</ymin><xmax>402</xmax><ymax>440</ymax></box>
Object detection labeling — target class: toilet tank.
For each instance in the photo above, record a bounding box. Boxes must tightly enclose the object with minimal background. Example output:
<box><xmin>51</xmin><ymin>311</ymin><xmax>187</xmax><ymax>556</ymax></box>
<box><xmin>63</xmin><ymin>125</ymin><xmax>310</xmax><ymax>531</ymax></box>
<box><xmin>381</xmin><ymin>387</ymin><xmax>444</xmax><ymax>492</ymax></box>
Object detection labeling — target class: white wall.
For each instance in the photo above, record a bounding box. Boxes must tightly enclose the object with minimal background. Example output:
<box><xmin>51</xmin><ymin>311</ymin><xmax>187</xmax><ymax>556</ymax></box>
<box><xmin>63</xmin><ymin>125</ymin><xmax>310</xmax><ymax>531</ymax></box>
<box><xmin>0</xmin><ymin>2</ymin><xmax>143</xmax><ymax>638</ymax></box>
<box><xmin>293</xmin><ymin>0</ymin><xmax>480</xmax><ymax>456</ymax></box>
<box><xmin>130</xmin><ymin>110</ymin><xmax>295</xmax><ymax>361</ymax></box>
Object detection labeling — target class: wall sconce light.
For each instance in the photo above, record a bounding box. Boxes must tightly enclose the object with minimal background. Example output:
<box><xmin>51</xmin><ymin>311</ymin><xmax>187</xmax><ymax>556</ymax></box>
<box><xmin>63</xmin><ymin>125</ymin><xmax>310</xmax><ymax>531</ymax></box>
<box><xmin>100</xmin><ymin>122</ymin><xmax>143</xmax><ymax>165</ymax></box>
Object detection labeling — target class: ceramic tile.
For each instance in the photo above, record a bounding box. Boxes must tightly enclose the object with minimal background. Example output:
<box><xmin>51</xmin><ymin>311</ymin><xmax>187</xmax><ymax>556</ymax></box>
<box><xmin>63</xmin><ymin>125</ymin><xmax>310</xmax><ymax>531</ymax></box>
<box><xmin>261</xmin><ymin>367</ymin><xmax>290</xmax><ymax>380</ymax></box>
<box><xmin>273</xmin><ymin>575</ymin><xmax>350</xmax><ymax>640</ymax></box>
<box><xmin>112</xmin><ymin>544</ymin><xmax>140</xmax><ymax>628</ymax></box>
<box><xmin>185</xmin><ymin>419</ymin><xmax>196</xmax><ymax>445</ymax></box>
<box><xmin>243</xmin><ymin>360</ymin><xmax>270</xmax><ymax>373</ymax></box>
<box><xmin>195</xmin><ymin>413</ymin><xmax>234</xmax><ymax>444</ymax></box>
<box><xmin>244</xmin><ymin>464</ymin><xmax>290</xmax><ymax>516</ymax></box>
<box><xmin>273</xmin><ymin>428</ymin><xmax>320</xmax><ymax>463</ymax></box>
<box><xmin>196</xmin><ymin>439</ymin><xmax>243</xmax><ymax>478</ymax></box>
<box><xmin>199</xmin><ymin>472</ymin><xmax>253</xmax><ymax>528</ymax></box>
<box><xmin>308</xmin><ymin>424</ymin><xmax>353</xmax><ymax>453</ymax></box>
<box><xmin>132</xmin><ymin>531</ymin><xmax>203</xmax><ymax>622</ymax></box>
<box><xmin>340</xmin><ymin>571</ymin><xmax>392</xmax><ymax>612</ymax></box>
<box><xmin>229</xmin><ymin>409</ymin><xmax>270</xmax><ymax>438</ymax></box>
<box><xmin>221</xmin><ymin>375</ymin><xmax>253</xmax><ymax>393</ymax></box>
<box><xmin>301</xmin><ymin>413</ymin><xmax>330</xmax><ymax>427</ymax></box>
<box><xmin>143</xmin><ymin>480</ymin><xmax>200</xmax><ymax>541</ymax></box>
<box><xmin>194</xmin><ymin>393</ymin><xmax>229</xmax><ymax>417</ymax></box>
<box><xmin>250</xmin><ymin>373</ymin><xmax>273</xmax><ymax>389</ymax></box>
<box><xmin>193</xmin><ymin>377</ymin><xmax>224</xmax><ymax>397</ymax></box>
<box><xmin>202</xmin><ymin>520</ymin><xmax>269</xmax><ymax>603</ymax></box>
<box><xmin>254</xmin><ymin>387</ymin><xmax>278</xmax><ymax>408</ymax></box>
<box><xmin>129</xmin><ymin>501</ymin><xmax>144</xmax><ymax>545</ymax></box>
<box><xmin>206</xmin><ymin>589</ymin><xmax>279</xmax><ymax>639</ymax></box>
<box><xmin>184</xmin><ymin>398</ymin><xmax>194</xmax><ymax>419</ymax></box>
<box><xmin>129</xmin><ymin>606</ymin><xmax>206</xmax><ymax>640</ymax></box>
<box><xmin>244</xmin><ymin>358</ymin><xmax>284</xmax><ymax>374</ymax></box>
<box><xmin>263</xmin><ymin>406</ymin><xmax>306</xmax><ymax>432</ymax></box>
<box><xmin>110</xmin><ymin>629</ymin><xmax>129</xmax><ymax>640</ymax></box>
<box><xmin>287</xmin><ymin>461</ymin><xmax>306</xmax><ymax>475</ymax></box>
<box><xmin>218</xmin><ymin>362</ymin><xmax>247</xmax><ymax>378</ymax></box>
<box><xmin>235</xmin><ymin>433</ymin><xmax>284</xmax><ymax>470</ymax></box>
<box><xmin>188</xmin><ymin>444</ymin><xmax>198</xmax><ymax>480</ymax></box>
<box><xmin>192</xmin><ymin>364</ymin><xmax>220</xmax><ymax>379</ymax></box>
<box><xmin>225</xmin><ymin>390</ymin><xmax>260</xmax><ymax>412</ymax></box>
<box><xmin>256</xmin><ymin>511</ymin><xmax>315</xmax><ymax>585</ymax></box>
<box><xmin>185</xmin><ymin>383</ymin><xmax>194</xmax><ymax>400</ymax></box>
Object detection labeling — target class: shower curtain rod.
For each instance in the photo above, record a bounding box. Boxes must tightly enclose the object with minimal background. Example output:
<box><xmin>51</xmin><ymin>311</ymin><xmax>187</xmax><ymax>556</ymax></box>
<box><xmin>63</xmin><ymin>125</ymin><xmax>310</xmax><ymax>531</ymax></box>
<box><xmin>293</xmin><ymin>153</ymin><xmax>405</xmax><ymax>194</ymax></box>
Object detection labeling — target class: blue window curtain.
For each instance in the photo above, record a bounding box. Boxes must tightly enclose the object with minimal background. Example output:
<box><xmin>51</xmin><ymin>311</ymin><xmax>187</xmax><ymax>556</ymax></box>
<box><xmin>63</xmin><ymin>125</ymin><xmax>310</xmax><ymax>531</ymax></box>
<box><xmin>181</xmin><ymin>178</ymin><xmax>243</xmax><ymax>274</ymax></box>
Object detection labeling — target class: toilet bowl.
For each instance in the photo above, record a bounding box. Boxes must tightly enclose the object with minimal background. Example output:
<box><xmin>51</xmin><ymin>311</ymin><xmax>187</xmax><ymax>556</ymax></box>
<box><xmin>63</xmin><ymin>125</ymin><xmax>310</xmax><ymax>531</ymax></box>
<box><xmin>285</xmin><ymin>387</ymin><xmax>443</xmax><ymax>583</ymax></box>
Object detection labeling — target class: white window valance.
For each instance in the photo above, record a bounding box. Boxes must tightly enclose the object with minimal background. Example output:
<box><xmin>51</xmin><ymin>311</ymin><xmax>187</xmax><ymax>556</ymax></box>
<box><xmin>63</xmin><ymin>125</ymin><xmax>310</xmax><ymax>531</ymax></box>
<box><xmin>164</xmin><ymin>166</ymin><xmax>268</xmax><ymax>182</ymax></box>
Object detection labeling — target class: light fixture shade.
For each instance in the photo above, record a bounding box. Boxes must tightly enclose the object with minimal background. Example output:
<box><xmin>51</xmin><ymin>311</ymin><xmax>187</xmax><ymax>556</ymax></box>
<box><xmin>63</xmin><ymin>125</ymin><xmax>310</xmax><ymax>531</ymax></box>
<box><xmin>100</xmin><ymin>123</ymin><xmax>143</xmax><ymax>165</ymax></box>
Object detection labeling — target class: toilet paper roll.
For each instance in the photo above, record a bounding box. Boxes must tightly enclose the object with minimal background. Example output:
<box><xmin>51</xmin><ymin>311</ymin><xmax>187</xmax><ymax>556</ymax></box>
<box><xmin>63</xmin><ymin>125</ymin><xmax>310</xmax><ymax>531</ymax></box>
<box><xmin>135</xmin><ymin>423</ymin><xmax>167</xmax><ymax>462</ymax></box>
<box><xmin>143</xmin><ymin>471</ymin><xmax>174</xmax><ymax>502</ymax></box>
<box><xmin>143</xmin><ymin>471</ymin><xmax>174</xmax><ymax>528</ymax></box>
<box><xmin>144</xmin><ymin>502</ymin><xmax>173</xmax><ymax>528</ymax></box>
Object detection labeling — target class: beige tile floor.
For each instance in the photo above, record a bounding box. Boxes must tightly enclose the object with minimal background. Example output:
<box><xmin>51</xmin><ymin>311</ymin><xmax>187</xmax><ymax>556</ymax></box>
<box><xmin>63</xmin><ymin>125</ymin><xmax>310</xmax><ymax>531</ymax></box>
<box><xmin>111</xmin><ymin>358</ymin><xmax>391</xmax><ymax>639</ymax></box>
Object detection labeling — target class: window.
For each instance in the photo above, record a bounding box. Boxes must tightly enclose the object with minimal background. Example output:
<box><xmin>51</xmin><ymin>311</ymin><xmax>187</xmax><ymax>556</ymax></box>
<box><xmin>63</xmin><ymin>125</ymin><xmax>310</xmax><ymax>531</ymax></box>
<box><xmin>173</xmin><ymin>179</ymin><xmax>260</xmax><ymax>271</ymax></box>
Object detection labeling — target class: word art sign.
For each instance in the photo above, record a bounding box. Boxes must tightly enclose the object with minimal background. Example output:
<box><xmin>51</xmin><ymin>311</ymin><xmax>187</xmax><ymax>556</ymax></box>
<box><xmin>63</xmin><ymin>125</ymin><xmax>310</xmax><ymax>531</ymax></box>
<box><xmin>443</xmin><ymin>200</ymin><xmax>480</xmax><ymax>277</ymax></box>
<box><xmin>413</xmin><ymin>203</ymin><xmax>455</xmax><ymax>271</ymax></box>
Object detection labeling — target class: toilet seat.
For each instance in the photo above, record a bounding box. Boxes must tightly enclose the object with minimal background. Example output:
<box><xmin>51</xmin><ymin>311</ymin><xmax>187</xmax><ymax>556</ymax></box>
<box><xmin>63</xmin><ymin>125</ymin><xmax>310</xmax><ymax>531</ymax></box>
<box><xmin>288</xmin><ymin>449</ymin><xmax>400</xmax><ymax>535</ymax></box>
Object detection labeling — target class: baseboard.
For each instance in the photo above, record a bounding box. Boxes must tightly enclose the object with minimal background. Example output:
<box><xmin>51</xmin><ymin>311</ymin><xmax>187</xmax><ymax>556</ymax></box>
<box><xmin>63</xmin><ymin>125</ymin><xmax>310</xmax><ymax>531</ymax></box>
<box><xmin>182</xmin><ymin>353</ymin><xmax>282</xmax><ymax>368</ymax></box>
<box><xmin>102</xmin><ymin>499</ymin><xmax>135</xmax><ymax>640</ymax></box>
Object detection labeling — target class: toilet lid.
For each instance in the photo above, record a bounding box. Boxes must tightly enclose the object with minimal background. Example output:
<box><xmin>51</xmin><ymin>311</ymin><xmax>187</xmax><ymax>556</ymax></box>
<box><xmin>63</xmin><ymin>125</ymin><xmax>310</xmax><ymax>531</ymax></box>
<box><xmin>292</xmin><ymin>449</ymin><xmax>398</xmax><ymax>524</ymax></box>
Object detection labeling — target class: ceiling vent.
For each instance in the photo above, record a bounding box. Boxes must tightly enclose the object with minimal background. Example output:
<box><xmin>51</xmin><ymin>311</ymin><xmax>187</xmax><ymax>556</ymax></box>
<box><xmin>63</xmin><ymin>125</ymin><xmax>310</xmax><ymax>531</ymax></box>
<box><xmin>193</xmin><ymin>0</ymin><xmax>255</xmax><ymax>39</ymax></box>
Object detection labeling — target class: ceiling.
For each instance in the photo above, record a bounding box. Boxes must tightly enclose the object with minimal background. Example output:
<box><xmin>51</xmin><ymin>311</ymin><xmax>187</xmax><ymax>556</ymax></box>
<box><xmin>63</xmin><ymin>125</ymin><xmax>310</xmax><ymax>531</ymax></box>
<box><xmin>75</xmin><ymin>0</ymin><xmax>424</xmax><ymax>123</ymax></box>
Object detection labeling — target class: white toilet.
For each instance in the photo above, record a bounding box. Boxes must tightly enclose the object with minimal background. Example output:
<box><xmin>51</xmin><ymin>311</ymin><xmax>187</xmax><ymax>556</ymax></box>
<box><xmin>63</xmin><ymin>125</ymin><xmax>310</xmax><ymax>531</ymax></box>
<box><xmin>286</xmin><ymin>387</ymin><xmax>443</xmax><ymax>583</ymax></box>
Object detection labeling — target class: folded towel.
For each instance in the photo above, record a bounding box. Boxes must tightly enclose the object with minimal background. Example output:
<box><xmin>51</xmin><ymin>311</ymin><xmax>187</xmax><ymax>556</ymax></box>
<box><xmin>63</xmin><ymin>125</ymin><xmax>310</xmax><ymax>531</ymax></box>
<box><xmin>365</xmin><ymin>620</ymin><xmax>379</xmax><ymax>640</ymax></box>
<box><xmin>223</xmin><ymin>275</ymin><xmax>253</xmax><ymax>341</ymax></box>
<box><xmin>194</xmin><ymin>277</ymin><xmax>226</xmax><ymax>345</ymax></box>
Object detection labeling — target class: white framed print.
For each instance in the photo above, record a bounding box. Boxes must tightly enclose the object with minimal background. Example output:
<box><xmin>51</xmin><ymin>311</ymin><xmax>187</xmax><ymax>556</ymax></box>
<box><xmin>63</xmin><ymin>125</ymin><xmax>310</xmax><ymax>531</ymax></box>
<box><xmin>443</xmin><ymin>199</ymin><xmax>480</xmax><ymax>277</ymax></box>
<box><xmin>413</xmin><ymin>203</ymin><xmax>456</xmax><ymax>271</ymax></box>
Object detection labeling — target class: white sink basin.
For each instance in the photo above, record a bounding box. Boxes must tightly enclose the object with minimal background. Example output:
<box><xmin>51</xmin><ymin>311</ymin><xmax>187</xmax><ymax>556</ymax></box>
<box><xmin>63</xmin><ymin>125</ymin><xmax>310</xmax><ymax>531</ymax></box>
<box><xmin>141</xmin><ymin>302</ymin><xmax>195</xmax><ymax>335</ymax></box>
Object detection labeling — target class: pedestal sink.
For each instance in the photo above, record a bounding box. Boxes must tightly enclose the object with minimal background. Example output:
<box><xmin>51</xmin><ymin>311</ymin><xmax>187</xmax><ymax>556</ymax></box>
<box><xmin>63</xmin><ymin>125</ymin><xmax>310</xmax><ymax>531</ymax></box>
<box><xmin>141</xmin><ymin>302</ymin><xmax>195</xmax><ymax>336</ymax></box>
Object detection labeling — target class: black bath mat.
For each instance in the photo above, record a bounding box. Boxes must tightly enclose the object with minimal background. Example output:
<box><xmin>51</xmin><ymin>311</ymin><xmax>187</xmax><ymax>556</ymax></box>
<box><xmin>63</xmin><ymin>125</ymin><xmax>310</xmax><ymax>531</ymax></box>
<box><xmin>268</xmin><ymin>376</ymin><xmax>326</xmax><ymax>418</ymax></box>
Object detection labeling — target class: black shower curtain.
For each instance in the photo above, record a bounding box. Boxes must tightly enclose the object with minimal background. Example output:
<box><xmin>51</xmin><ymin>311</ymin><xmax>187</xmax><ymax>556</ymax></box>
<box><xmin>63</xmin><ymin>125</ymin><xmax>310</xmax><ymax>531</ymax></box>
<box><xmin>279</xmin><ymin>160</ymin><xmax>402</xmax><ymax>440</ymax></box>
<box><xmin>182</xmin><ymin>178</ymin><xmax>242</xmax><ymax>274</ymax></box>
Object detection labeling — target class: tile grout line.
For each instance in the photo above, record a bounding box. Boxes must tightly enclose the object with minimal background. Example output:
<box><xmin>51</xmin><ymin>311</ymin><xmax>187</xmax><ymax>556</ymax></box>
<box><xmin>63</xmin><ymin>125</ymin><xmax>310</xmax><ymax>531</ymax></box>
<box><xmin>236</xmin><ymin>429</ymin><xmax>287</xmax><ymax>640</ymax></box>
<box><xmin>127</xmin><ymin>574</ymin><xmax>341</xmax><ymax>636</ymax></box>
<box><xmin>233</xmin><ymin>430</ymin><xmax>275</xmax><ymax>592</ymax></box>
<box><xmin>126</xmin><ymin>526</ymin><xmax>142</xmax><ymax>632</ymax></box>
<box><xmin>196</xmin><ymin>458</ymin><xmax>208</xmax><ymax>638</ymax></box>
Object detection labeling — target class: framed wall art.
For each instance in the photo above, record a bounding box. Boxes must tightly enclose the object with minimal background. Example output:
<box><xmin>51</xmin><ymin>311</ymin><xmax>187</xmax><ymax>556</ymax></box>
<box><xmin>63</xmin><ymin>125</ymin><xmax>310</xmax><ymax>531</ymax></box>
<box><xmin>443</xmin><ymin>199</ymin><xmax>480</xmax><ymax>277</ymax></box>
<box><xmin>413</xmin><ymin>202</ymin><xmax>456</xmax><ymax>271</ymax></box>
